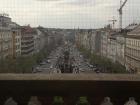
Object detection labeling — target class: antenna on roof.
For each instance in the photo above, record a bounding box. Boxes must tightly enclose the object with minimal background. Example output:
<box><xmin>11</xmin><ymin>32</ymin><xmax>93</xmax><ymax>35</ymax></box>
<box><xmin>109</xmin><ymin>16</ymin><xmax>117</xmax><ymax>29</ymax></box>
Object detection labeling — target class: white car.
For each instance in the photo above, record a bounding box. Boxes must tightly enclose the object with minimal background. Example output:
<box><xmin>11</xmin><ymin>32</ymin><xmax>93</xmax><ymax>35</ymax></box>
<box><xmin>37</xmin><ymin>69</ymin><xmax>42</xmax><ymax>72</ymax></box>
<box><xmin>80</xmin><ymin>55</ymin><xmax>83</xmax><ymax>58</ymax></box>
<box><xmin>89</xmin><ymin>65</ymin><xmax>94</xmax><ymax>68</ymax></box>
<box><xmin>50</xmin><ymin>65</ymin><xmax>53</xmax><ymax>69</ymax></box>
<box><xmin>47</xmin><ymin>60</ymin><xmax>51</xmax><ymax>63</ymax></box>
<box><xmin>39</xmin><ymin>62</ymin><xmax>46</xmax><ymax>65</ymax></box>
<box><xmin>32</xmin><ymin>69</ymin><xmax>37</xmax><ymax>73</ymax></box>
<box><xmin>79</xmin><ymin>68</ymin><xmax>84</xmax><ymax>72</ymax></box>
<box><xmin>35</xmin><ymin>67</ymin><xmax>40</xmax><ymax>70</ymax></box>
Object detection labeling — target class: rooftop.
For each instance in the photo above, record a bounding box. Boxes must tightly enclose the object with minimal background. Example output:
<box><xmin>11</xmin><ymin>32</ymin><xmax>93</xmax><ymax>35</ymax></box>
<box><xmin>128</xmin><ymin>24</ymin><xmax>140</xmax><ymax>35</ymax></box>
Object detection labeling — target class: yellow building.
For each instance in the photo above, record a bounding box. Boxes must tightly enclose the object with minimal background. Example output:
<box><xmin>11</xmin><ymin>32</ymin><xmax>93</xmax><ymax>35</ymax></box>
<box><xmin>10</xmin><ymin>23</ymin><xmax>21</xmax><ymax>58</ymax></box>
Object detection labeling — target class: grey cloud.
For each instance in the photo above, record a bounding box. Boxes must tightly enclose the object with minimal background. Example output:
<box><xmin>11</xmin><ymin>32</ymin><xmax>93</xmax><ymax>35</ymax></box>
<box><xmin>0</xmin><ymin>0</ymin><xmax>139</xmax><ymax>29</ymax></box>
<box><xmin>57</xmin><ymin>0</ymin><xmax>95</xmax><ymax>6</ymax></box>
<box><xmin>36</xmin><ymin>0</ymin><xmax>62</xmax><ymax>2</ymax></box>
<box><xmin>55</xmin><ymin>0</ymin><xmax>115</xmax><ymax>8</ymax></box>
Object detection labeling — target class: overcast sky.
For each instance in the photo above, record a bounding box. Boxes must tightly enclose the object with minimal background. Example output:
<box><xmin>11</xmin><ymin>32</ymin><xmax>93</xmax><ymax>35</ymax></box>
<box><xmin>0</xmin><ymin>0</ymin><xmax>140</xmax><ymax>29</ymax></box>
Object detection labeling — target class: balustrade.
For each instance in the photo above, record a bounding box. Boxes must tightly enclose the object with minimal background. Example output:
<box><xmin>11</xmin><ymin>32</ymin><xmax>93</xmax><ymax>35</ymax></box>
<box><xmin>2</xmin><ymin>96</ymin><xmax>139</xmax><ymax>105</ymax></box>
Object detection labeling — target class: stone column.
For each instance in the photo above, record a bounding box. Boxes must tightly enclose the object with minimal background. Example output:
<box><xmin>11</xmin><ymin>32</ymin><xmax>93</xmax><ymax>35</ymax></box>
<box><xmin>124</xmin><ymin>97</ymin><xmax>138</xmax><ymax>105</ymax></box>
<box><xmin>0</xmin><ymin>96</ymin><xmax>9</xmax><ymax>105</ymax></box>
<box><xmin>38</xmin><ymin>96</ymin><xmax>53</xmax><ymax>105</ymax></box>
<box><xmin>101</xmin><ymin>97</ymin><xmax>113</xmax><ymax>105</ymax></box>
<box><xmin>28</xmin><ymin>96</ymin><xmax>41</xmax><ymax>105</ymax></box>
<box><xmin>4</xmin><ymin>97</ymin><xmax>17</xmax><ymax>105</ymax></box>
<box><xmin>13</xmin><ymin>96</ymin><xmax>30</xmax><ymax>105</ymax></box>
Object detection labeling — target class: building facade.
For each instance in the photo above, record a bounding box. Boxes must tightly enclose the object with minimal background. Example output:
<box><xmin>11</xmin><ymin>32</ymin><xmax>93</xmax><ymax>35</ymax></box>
<box><xmin>0</xmin><ymin>16</ymin><xmax>12</xmax><ymax>59</ymax></box>
<box><xmin>125</xmin><ymin>25</ymin><xmax>140</xmax><ymax>72</ymax></box>
<box><xmin>90</xmin><ymin>30</ymin><xmax>96</xmax><ymax>54</ymax></box>
<box><xmin>116</xmin><ymin>35</ymin><xmax>125</xmax><ymax>65</ymax></box>
<box><xmin>100</xmin><ymin>30</ymin><xmax>110</xmax><ymax>57</ymax></box>
<box><xmin>0</xmin><ymin>15</ymin><xmax>11</xmax><ymax>27</ymax></box>
<box><xmin>21</xmin><ymin>26</ymin><xmax>35</xmax><ymax>56</ymax></box>
<box><xmin>107</xmin><ymin>35</ymin><xmax>117</xmax><ymax>63</ymax></box>
<box><xmin>11</xmin><ymin>23</ymin><xmax>21</xmax><ymax>58</ymax></box>
<box><xmin>0</xmin><ymin>27</ymin><xmax>12</xmax><ymax>59</ymax></box>
<box><xmin>95</xmin><ymin>31</ymin><xmax>101</xmax><ymax>55</ymax></box>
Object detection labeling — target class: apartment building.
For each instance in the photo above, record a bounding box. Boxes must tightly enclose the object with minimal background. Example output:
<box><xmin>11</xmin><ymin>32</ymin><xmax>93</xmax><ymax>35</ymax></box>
<box><xmin>107</xmin><ymin>34</ymin><xmax>117</xmax><ymax>63</ymax></box>
<box><xmin>21</xmin><ymin>26</ymin><xmax>35</xmax><ymax>56</ymax></box>
<box><xmin>0</xmin><ymin>27</ymin><xmax>12</xmax><ymax>59</ymax></box>
<box><xmin>116</xmin><ymin>34</ymin><xmax>125</xmax><ymax>65</ymax></box>
<box><xmin>75</xmin><ymin>29</ymin><xmax>101</xmax><ymax>55</ymax></box>
<box><xmin>0</xmin><ymin>15</ymin><xmax>11</xmax><ymax>27</ymax></box>
<box><xmin>0</xmin><ymin>16</ymin><xmax>12</xmax><ymax>59</ymax></box>
<box><xmin>90</xmin><ymin>30</ymin><xmax>96</xmax><ymax>54</ymax></box>
<box><xmin>95</xmin><ymin>30</ymin><xmax>101</xmax><ymax>55</ymax></box>
<box><xmin>100</xmin><ymin>30</ymin><xmax>110</xmax><ymax>57</ymax></box>
<box><xmin>125</xmin><ymin>25</ymin><xmax>140</xmax><ymax>72</ymax></box>
<box><xmin>11</xmin><ymin>23</ymin><xmax>21</xmax><ymax>58</ymax></box>
<box><xmin>75</xmin><ymin>29</ymin><xmax>85</xmax><ymax>48</ymax></box>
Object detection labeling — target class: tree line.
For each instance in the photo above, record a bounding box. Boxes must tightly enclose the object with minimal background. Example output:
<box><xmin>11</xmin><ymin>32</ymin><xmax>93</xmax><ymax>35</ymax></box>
<box><xmin>78</xmin><ymin>46</ymin><xmax>128</xmax><ymax>74</ymax></box>
<box><xmin>0</xmin><ymin>48</ymin><xmax>49</xmax><ymax>73</ymax></box>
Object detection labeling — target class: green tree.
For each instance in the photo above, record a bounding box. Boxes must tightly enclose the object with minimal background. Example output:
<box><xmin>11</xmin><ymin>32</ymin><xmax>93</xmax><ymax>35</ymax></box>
<box><xmin>52</xmin><ymin>96</ymin><xmax>64</xmax><ymax>105</ymax></box>
<box><xmin>77</xmin><ymin>46</ymin><xmax>127</xmax><ymax>74</ymax></box>
<box><xmin>76</xmin><ymin>97</ymin><xmax>90</xmax><ymax>105</ymax></box>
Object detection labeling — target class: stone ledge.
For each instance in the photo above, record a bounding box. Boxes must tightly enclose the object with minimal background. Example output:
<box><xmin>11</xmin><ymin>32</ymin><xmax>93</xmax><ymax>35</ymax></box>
<box><xmin>0</xmin><ymin>73</ymin><xmax>139</xmax><ymax>81</ymax></box>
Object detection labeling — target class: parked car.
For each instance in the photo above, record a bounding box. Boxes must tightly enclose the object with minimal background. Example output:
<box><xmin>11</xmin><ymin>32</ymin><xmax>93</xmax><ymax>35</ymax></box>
<box><xmin>90</xmin><ymin>65</ymin><xmax>97</xmax><ymax>68</ymax></box>
<box><xmin>94</xmin><ymin>68</ymin><xmax>101</xmax><ymax>73</ymax></box>
<box><xmin>47</xmin><ymin>60</ymin><xmax>51</xmax><ymax>63</ymax></box>
<box><xmin>39</xmin><ymin>62</ymin><xmax>46</xmax><ymax>65</ymax></box>
<box><xmin>32</xmin><ymin>69</ymin><xmax>37</xmax><ymax>73</ymax></box>
<box><xmin>35</xmin><ymin>66</ymin><xmax>40</xmax><ymax>70</ymax></box>
<box><xmin>50</xmin><ymin>65</ymin><xmax>53</xmax><ymax>69</ymax></box>
<box><xmin>89</xmin><ymin>65</ymin><xmax>94</xmax><ymax>68</ymax></box>
<box><xmin>37</xmin><ymin>69</ymin><xmax>42</xmax><ymax>72</ymax></box>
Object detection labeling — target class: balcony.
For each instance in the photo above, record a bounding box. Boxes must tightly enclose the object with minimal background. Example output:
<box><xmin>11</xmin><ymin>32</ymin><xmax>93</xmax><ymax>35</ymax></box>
<box><xmin>0</xmin><ymin>74</ymin><xmax>140</xmax><ymax>105</ymax></box>
<box><xmin>21</xmin><ymin>39</ymin><xmax>34</xmax><ymax>43</ymax></box>
<box><xmin>21</xmin><ymin>48</ymin><xmax>34</xmax><ymax>55</ymax></box>
<box><xmin>3</xmin><ymin>38</ymin><xmax>11</xmax><ymax>42</ymax></box>
<box><xmin>0</xmin><ymin>39</ymin><xmax>2</xmax><ymax>43</ymax></box>
<box><xmin>2</xmin><ymin>46</ymin><xmax>9</xmax><ymax>51</ymax></box>
<box><xmin>21</xmin><ymin>47</ymin><xmax>34</xmax><ymax>53</ymax></box>
<box><xmin>21</xmin><ymin>43</ymin><xmax>34</xmax><ymax>48</ymax></box>
<box><xmin>0</xmin><ymin>27</ymin><xmax>11</xmax><ymax>31</ymax></box>
<box><xmin>125</xmin><ymin>53</ymin><xmax>140</xmax><ymax>61</ymax></box>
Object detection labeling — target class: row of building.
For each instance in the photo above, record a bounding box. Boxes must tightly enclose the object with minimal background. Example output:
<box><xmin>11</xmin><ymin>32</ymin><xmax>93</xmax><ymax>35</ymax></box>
<box><xmin>0</xmin><ymin>15</ymin><xmax>64</xmax><ymax>59</ymax></box>
<box><xmin>75</xmin><ymin>24</ymin><xmax>140</xmax><ymax>73</ymax></box>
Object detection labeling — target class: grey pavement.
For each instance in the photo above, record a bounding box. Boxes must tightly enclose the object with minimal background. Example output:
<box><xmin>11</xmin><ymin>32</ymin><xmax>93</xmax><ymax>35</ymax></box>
<box><xmin>34</xmin><ymin>44</ymin><xmax>95</xmax><ymax>74</ymax></box>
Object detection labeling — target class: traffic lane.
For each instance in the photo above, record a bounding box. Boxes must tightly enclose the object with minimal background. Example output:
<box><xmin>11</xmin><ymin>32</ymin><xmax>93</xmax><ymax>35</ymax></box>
<box><xmin>33</xmin><ymin>46</ymin><xmax>64</xmax><ymax>74</ymax></box>
<box><xmin>41</xmin><ymin>52</ymin><xmax>63</xmax><ymax>73</ymax></box>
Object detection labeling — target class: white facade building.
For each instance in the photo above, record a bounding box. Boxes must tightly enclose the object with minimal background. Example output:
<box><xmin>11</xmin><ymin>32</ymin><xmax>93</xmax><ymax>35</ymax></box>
<box><xmin>0</xmin><ymin>16</ymin><xmax>12</xmax><ymax>59</ymax></box>
<box><xmin>116</xmin><ymin>35</ymin><xmax>125</xmax><ymax>65</ymax></box>
<box><xmin>21</xmin><ymin>26</ymin><xmax>35</xmax><ymax>56</ymax></box>
<box><xmin>34</xmin><ymin>28</ymin><xmax>48</xmax><ymax>53</ymax></box>
<box><xmin>90</xmin><ymin>30</ymin><xmax>96</xmax><ymax>54</ymax></box>
<box><xmin>125</xmin><ymin>25</ymin><xmax>140</xmax><ymax>72</ymax></box>
<box><xmin>107</xmin><ymin>35</ymin><xmax>117</xmax><ymax>63</ymax></box>
<box><xmin>101</xmin><ymin>30</ymin><xmax>110</xmax><ymax>57</ymax></box>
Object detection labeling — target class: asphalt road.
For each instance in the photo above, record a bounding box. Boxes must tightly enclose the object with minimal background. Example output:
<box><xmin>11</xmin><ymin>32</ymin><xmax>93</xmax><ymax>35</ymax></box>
<box><xmin>33</xmin><ymin>46</ymin><xmax>63</xmax><ymax>74</ymax></box>
<box><xmin>33</xmin><ymin>44</ymin><xmax>95</xmax><ymax>74</ymax></box>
